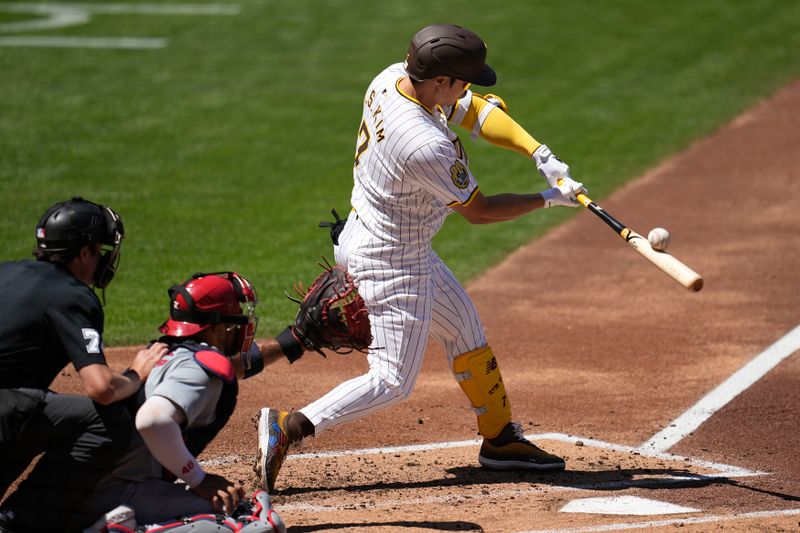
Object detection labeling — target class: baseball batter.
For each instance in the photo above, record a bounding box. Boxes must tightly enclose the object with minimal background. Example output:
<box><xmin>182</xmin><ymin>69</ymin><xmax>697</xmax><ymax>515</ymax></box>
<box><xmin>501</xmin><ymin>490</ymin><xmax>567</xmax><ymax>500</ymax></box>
<box><xmin>258</xmin><ymin>24</ymin><xmax>586</xmax><ymax>492</ymax></box>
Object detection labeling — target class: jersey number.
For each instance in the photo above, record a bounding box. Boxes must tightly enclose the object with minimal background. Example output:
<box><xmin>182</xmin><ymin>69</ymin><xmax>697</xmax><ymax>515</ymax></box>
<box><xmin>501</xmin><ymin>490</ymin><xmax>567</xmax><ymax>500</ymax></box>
<box><xmin>82</xmin><ymin>328</ymin><xmax>101</xmax><ymax>354</ymax></box>
<box><xmin>182</xmin><ymin>459</ymin><xmax>195</xmax><ymax>474</ymax></box>
<box><xmin>354</xmin><ymin>119</ymin><xmax>370</xmax><ymax>168</ymax></box>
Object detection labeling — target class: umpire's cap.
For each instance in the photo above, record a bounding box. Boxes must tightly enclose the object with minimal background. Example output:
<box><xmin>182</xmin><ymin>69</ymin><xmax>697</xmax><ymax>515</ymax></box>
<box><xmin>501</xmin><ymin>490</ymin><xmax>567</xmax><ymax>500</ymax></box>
<box><xmin>404</xmin><ymin>24</ymin><xmax>496</xmax><ymax>86</ymax></box>
<box><xmin>35</xmin><ymin>197</ymin><xmax>124</xmax><ymax>253</ymax></box>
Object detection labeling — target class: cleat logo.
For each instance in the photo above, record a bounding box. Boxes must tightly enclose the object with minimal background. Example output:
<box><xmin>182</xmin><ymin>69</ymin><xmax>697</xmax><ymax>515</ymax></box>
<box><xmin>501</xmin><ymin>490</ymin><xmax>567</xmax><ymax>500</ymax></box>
<box><xmin>485</xmin><ymin>357</ymin><xmax>497</xmax><ymax>374</ymax></box>
<box><xmin>268</xmin><ymin>421</ymin><xmax>286</xmax><ymax>447</ymax></box>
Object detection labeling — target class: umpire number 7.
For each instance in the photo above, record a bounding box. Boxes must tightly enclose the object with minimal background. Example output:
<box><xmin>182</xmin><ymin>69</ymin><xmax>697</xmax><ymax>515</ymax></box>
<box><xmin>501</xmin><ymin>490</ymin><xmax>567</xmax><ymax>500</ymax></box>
<box><xmin>354</xmin><ymin>119</ymin><xmax>370</xmax><ymax>167</ymax></box>
<box><xmin>82</xmin><ymin>328</ymin><xmax>101</xmax><ymax>354</ymax></box>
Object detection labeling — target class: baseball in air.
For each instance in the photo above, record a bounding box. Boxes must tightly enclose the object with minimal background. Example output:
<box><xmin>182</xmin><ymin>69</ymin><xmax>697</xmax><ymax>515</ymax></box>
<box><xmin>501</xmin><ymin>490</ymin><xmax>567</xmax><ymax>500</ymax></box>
<box><xmin>648</xmin><ymin>227</ymin><xmax>671</xmax><ymax>251</ymax></box>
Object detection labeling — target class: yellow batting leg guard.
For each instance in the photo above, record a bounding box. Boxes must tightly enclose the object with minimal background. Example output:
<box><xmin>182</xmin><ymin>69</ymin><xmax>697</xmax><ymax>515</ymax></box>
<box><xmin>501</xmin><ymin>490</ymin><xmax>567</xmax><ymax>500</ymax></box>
<box><xmin>452</xmin><ymin>346</ymin><xmax>512</xmax><ymax>439</ymax></box>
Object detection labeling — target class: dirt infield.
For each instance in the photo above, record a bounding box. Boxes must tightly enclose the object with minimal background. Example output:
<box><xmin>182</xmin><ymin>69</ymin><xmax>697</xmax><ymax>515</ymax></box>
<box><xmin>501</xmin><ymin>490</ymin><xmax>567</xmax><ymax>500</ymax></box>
<box><xmin>46</xmin><ymin>79</ymin><xmax>800</xmax><ymax>531</ymax></box>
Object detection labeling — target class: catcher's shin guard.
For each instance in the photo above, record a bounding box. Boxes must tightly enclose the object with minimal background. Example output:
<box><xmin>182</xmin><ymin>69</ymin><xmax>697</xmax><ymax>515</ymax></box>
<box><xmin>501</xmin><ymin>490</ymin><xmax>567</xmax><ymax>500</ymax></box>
<box><xmin>242</xmin><ymin>491</ymin><xmax>286</xmax><ymax>533</ymax></box>
<box><xmin>452</xmin><ymin>346</ymin><xmax>512</xmax><ymax>439</ymax></box>
<box><xmin>135</xmin><ymin>491</ymin><xmax>286</xmax><ymax>533</ymax></box>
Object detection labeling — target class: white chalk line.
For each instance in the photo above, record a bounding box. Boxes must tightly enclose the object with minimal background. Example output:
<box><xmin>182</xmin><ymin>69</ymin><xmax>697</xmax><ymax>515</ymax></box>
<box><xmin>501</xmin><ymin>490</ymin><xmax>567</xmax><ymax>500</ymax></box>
<box><xmin>0</xmin><ymin>3</ymin><xmax>240</xmax><ymax>44</ymax></box>
<box><xmin>0</xmin><ymin>4</ymin><xmax>88</xmax><ymax>33</ymax></box>
<box><xmin>282</xmin><ymin>432</ymin><xmax>764</xmax><ymax>478</ymax></box>
<box><xmin>640</xmin><ymin>324</ymin><xmax>800</xmax><ymax>453</ymax></box>
<box><xmin>0</xmin><ymin>3</ymin><xmax>240</xmax><ymax>17</ymax></box>
<box><xmin>516</xmin><ymin>508</ymin><xmax>800</xmax><ymax>533</ymax></box>
<box><xmin>0</xmin><ymin>36</ymin><xmax>167</xmax><ymax>49</ymax></box>
<box><xmin>200</xmin><ymin>431</ymin><xmax>765</xmax><ymax>514</ymax></box>
<box><xmin>200</xmin><ymin>432</ymin><xmax>763</xmax><ymax>477</ymax></box>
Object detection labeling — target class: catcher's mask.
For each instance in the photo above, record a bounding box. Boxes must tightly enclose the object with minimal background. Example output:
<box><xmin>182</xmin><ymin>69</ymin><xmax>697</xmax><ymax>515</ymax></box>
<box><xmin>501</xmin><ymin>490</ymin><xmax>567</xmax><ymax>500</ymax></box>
<box><xmin>35</xmin><ymin>196</ymin><xmax>124</xmax><ymax>289</ymax></box>
<box><xmin>404</xmin><ymin>24</ymin><xmax>496</xmax><ymax>86</ymax></box>
<box><xmin>160</xmin><ymin>272</ymin><xmax>259</xmax><ymax>355</ymax></box>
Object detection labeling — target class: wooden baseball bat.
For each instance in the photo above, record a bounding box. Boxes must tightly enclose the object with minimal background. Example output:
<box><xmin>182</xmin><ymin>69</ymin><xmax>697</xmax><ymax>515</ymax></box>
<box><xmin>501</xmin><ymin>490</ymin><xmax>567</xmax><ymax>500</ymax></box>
<box><xmin>575</xmin><ymin>191</ymin><xmax>704</xmax><ymax>292</ymax></box>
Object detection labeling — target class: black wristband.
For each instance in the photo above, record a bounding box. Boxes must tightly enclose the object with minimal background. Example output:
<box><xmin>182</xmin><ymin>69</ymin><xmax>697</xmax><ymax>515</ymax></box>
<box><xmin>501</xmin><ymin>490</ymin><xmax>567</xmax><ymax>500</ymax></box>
<box><xmin>123</xmin><ymin>367</ymin><xmax>141</xmax><ymax>382</ymax></box>
<box><xmin>242</xmin><ymin>343</ymin><xmax>265</xmax><ymax>379</ymax></box>
<box><xmin>276</xmin><ymin>326</ymin><xmax>305</xmax><ymax>363</ymax></box>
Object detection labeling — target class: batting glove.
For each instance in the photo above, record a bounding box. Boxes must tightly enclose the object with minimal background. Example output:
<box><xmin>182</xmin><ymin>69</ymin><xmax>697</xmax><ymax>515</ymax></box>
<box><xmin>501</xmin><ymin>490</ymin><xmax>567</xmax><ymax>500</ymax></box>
<box><xmin>532</xmin><ymin>144</ymin><xmax>571</xmax><ymax>187</ymax></box>
<box><xmin>541</xmin><ymin>178</ymin><xmax>586</xmax><ymax>208</ymax></box>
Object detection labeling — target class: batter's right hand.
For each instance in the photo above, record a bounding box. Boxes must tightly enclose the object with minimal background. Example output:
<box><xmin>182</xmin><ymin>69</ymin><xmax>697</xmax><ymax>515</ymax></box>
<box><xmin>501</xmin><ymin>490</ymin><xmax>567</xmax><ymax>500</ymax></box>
<box><xmin>130</xmin><ymin>342</ymin><xmax>168</xmax><ymax>381</ymax></box>
<box><xmin>191</xmin><ymin>473</ymin><xmax>244</xmax><ymax>514</ymax></box>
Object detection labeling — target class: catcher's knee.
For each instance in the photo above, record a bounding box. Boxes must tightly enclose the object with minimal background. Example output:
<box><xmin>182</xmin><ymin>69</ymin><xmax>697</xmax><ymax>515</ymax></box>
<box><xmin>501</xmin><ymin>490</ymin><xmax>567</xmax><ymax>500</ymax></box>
<box><xmin>452</xmin><ymin>346</ymin><xmax>511</xmax><ymax>439</ymax></box>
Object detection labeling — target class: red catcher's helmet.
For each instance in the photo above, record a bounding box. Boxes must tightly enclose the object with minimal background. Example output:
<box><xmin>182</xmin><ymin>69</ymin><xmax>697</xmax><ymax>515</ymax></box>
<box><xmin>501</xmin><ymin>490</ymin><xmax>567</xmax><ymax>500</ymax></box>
<box><xmin>159</xmin><ymin>272</ymin><xmax>258</xmax><ymax>354</ymax></box>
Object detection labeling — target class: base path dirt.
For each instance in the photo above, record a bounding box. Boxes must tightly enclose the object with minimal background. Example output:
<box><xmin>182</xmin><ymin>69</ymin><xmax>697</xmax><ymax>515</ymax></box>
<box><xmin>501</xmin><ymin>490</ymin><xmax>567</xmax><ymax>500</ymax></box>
<box><xmin>50</xmin><ymin>79</ymin><xmax>800</xmax><ymax>532</ymax></box>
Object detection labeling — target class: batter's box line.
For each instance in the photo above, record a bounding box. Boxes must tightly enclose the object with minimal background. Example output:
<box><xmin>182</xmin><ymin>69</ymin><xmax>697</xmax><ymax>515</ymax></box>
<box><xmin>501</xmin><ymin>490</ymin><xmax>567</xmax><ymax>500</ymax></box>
<box><xmin>536</xmin><ymin>433</ymin><xmax>767</xmax><ymax>479</ymax></box>
<box><xmin>199</xmin><ymin>433</ymin><xmax>765</xmax><ymax>514</ymax></box>
<box><xmin>282</xmin><ymin>432</ymin><xmax>765</xmax><ymax>479</ymax></box>
<box><xmin>199</xmin><ymin>432</ymin><xmax>765</xmax><ymax>479</ymax></box>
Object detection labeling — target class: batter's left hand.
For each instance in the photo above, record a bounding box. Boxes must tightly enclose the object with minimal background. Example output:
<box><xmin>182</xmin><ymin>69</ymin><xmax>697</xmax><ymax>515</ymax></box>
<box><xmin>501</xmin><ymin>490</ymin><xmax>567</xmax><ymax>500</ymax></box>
<box><xmin>532</xmin><ymin>144</ymin><xmax>571</xmax><ymax>187</ymax></box>
<box><xmin>541</xmin><ymin>178</ymin><xmax>587</xmax><ymax>208</ymax></box>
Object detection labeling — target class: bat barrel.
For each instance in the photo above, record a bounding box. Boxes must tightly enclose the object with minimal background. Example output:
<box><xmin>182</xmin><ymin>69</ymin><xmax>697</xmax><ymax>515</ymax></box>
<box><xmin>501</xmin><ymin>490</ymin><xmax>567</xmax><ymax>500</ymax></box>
<box><xmin>624</xmin><ymin>230</ymin><xmax>704</xmax><ymax>292</ymax></box>
<box><xmin>578</xmin><ymin>192</ymin><xmax>704</xmax><ymax>292</ymax></box>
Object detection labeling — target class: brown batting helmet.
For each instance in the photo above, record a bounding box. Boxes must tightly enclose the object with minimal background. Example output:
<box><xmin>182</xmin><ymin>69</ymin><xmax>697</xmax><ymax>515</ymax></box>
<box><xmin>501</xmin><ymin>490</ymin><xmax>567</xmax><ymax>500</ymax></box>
<box><xmin>404</xmin><ymin>24</ymin><xmax>496</xmax><ymax>86</ymax></box>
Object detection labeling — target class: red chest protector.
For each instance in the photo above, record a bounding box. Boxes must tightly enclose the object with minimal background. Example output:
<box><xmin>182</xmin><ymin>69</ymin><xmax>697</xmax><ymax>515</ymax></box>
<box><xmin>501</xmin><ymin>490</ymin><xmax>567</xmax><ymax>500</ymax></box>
<box><xmin>192</xmin><ymin>350</ymin><xmax>236</xmax><ymax>383</ymax></box>
<box><xmin>160</xmin><ymin>342</ymin><xmax>239</xmax><ymax>458</ymax></box>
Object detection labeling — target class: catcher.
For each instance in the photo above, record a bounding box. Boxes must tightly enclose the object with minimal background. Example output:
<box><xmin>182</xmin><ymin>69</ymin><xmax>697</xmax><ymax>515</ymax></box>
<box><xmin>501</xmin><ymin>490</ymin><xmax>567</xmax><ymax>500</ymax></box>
<box><xmin>76</xmin><ymin>266</ymin><xmax>368</xmax><ymax>532</ymax></box>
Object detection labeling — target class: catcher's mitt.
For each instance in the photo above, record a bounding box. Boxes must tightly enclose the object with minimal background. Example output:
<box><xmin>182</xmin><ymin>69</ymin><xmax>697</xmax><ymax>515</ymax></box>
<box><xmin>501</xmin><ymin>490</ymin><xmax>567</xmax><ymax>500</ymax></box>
<box><xmin>289</xmin><ymin>261</ymin><xmax>371</xmax><ymax>355</ymax></box>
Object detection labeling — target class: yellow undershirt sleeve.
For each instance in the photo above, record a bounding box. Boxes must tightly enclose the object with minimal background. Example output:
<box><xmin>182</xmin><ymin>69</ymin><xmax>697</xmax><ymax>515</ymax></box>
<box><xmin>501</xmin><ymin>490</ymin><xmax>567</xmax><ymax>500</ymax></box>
<box><xmin>451</xmin><ymin>93</ymin><xmax>542</xmax><ymax>157</ymax></box>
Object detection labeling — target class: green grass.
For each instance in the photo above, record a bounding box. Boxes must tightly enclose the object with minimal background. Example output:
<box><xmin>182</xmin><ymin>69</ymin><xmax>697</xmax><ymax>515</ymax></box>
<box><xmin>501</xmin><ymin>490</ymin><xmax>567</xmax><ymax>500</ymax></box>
<box><xmin>2</xmin><ymin>0</ymin><xmax>799</xmax><ymax>344</ymax></box>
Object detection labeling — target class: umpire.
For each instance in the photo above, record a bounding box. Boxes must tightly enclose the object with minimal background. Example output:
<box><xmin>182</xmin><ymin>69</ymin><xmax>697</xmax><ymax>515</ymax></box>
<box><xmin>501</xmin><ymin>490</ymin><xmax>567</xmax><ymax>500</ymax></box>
<box><xmin>0</xmin><ymin>197</ymin><xmax>167</xmax><ymax>532</ymax></box>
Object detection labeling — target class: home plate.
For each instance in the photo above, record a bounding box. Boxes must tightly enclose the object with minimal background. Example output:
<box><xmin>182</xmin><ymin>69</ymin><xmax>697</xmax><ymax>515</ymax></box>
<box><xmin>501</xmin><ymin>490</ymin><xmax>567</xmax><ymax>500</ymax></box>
<box><xmin>560</xmin><ymin>496</ymin><xmax>700</xmax><ymax>515</ymax></box>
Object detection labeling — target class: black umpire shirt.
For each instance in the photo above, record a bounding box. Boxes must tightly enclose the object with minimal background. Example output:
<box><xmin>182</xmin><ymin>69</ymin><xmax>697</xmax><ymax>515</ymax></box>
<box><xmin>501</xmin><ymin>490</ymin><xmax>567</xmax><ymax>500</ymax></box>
<box><xmin>0</xmin><ymin>260</ymin><xmax>107</xmax><ymax>389</ymax></box>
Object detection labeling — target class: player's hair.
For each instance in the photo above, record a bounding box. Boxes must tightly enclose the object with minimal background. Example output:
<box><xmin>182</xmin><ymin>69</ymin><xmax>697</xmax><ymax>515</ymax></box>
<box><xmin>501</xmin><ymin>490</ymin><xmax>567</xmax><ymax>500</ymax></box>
<box><xmin>32</xmin><ymin>246</ymin><xmax>84</xmax><ymax>264</ymax></box>
<box><xmin>407</xmin><ymin>76</ymin><xmax>459</xmax><ymax>89</ymax></box>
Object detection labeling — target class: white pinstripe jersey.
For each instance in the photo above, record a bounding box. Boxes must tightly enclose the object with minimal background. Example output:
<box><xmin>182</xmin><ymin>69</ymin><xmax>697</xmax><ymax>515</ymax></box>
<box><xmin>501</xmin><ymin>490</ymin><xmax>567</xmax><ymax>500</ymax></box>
<box><xmin>351</xmin><ymin>63</ymin><xmax>479</xmax><ymax>247</ymax></box>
